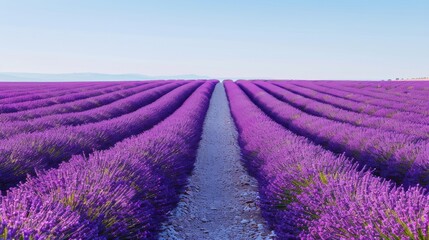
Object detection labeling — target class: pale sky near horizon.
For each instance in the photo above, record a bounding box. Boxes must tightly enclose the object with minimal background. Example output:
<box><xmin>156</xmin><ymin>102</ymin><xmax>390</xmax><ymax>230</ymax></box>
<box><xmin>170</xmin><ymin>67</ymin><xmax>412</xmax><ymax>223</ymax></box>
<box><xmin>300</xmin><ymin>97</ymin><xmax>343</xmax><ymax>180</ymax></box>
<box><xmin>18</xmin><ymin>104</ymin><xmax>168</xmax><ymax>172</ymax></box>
<box><xmin>0</xmin><ymin>1</ymin><xmax>428</xmax><ymax>80</ymax></box>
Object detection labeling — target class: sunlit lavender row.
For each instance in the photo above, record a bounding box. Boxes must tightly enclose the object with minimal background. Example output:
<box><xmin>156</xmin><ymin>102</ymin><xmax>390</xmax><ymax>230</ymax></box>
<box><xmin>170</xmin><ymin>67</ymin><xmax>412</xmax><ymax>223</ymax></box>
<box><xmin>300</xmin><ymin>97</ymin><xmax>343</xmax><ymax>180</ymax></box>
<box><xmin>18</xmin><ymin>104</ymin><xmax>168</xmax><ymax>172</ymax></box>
<box><xmin>226</xmin><ymin>80</ymin><xmax>429</xmax><ymax>239</ymax></box>
<box><xmin>0</xmin><ymin>81</ymin><xmax>216</xmax><ymax>239</ymax></box>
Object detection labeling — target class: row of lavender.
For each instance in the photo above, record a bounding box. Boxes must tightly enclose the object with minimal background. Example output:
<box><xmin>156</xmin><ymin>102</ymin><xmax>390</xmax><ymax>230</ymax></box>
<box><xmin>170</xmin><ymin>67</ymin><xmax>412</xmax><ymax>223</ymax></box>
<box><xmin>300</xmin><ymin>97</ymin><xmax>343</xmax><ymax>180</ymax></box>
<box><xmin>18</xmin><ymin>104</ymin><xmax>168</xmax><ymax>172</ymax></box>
<box><xmin>0</xmin><ymin>82</ymin><xmax>145</xmax><ymax>121</ymax></box>
<box><xmin>225</xmin><ymin>80</ymin><xmax>429</xmax><ymax>239</ymax></box>
<box><xmin>276</xmin><ymin>81</ymin><xmax>429</xmax><ymax>125</ymax></box>
<box><xmin>0</xmin><ymin>82</ymin><xmax>109</xmax><ymax>100</ymax></box>
<box><xmin>0</xmin><ymin>81</ymin><xmax>199</xmax><ymax>189</ymax></box>
<box><xmin>237</xmin><ymin>81</ymin><xmax>429</xmax><ymax>189</ymax></box>
<box><xmin>320</xmin><ymin>80</ymin><xmax>429</xmax><ymax>100</ymax></box>
<box><xmin>257</xmin><ymin>81</ymin><xmax>429</xmax><ymax>139</ymax></box>
<box><xmin>0</xmin><ymin>81</ymin><xmax>216</xmax><ymax>239</ymax></box>
<box><xmin>306</xmin><ymin>81</ymin><xmax>429</xmax><ymax>108</ymax></box>
<box><xmin>0</xmin><ymin>82</ymin><xmax>122</xmax><ymax>107</ymax></box>
<box><xmin>0</xmin><ymin>82</ymin><xmax>181</xmax><ymax>138</ymax></box>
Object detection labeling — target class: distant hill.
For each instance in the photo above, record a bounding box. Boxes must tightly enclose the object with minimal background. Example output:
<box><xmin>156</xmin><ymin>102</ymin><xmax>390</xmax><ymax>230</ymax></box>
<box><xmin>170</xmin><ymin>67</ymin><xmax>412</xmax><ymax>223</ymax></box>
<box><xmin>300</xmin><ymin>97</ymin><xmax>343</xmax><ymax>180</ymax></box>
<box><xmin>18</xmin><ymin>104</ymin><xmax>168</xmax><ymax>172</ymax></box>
<box><xmin>0</xmin><ymin>72</ymin><xmax>212</xmax><ymax>81</ymax></box>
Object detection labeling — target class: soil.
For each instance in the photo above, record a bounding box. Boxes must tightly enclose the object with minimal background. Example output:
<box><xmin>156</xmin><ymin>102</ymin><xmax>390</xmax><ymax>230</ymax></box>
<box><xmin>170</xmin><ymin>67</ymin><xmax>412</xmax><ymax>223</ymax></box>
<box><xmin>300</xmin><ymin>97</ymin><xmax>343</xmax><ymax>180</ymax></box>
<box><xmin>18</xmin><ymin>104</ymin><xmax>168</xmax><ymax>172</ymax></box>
<box><xmin>159</xmin><ymin>84</ymin><xmax>275</xmax><ymax>240</ymax></box>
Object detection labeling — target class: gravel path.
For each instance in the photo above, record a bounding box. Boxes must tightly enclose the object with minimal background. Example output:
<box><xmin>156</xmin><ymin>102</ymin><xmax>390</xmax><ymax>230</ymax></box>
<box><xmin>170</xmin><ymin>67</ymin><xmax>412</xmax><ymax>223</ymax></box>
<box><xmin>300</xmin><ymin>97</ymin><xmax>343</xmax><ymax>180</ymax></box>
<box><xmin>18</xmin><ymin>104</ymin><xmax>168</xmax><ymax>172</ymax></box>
<box><xmin>159</xmin><ymin>84</ymin><xmax>275</xmax><ymax>240</ymax></box>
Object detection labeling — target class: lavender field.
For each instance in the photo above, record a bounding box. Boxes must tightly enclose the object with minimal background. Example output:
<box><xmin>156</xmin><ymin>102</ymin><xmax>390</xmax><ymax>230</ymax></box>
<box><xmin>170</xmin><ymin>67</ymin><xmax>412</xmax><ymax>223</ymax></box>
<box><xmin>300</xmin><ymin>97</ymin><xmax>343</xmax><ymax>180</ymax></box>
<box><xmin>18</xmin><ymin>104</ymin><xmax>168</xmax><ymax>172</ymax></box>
<box><xmin>0</xmin><ymin>80</ymin><xmax>429</xmax><ymax>239</ymax></box>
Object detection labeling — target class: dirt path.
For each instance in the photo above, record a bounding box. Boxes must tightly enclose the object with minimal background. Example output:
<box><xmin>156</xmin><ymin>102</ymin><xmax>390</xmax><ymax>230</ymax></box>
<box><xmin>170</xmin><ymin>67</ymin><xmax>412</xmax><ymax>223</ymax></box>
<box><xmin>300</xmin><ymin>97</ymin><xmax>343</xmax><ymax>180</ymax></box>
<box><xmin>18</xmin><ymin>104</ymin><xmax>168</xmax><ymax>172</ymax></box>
<box><xmin>159</xmin><ymin>84</ymin><xmax>274</xmax><ymax>240</ymax></box>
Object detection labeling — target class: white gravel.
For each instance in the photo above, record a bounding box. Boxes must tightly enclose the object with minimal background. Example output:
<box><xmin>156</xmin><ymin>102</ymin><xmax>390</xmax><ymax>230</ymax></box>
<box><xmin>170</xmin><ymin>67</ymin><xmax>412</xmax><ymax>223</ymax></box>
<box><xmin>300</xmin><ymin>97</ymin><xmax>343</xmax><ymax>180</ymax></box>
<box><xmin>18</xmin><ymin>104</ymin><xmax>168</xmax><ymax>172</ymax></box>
<box><xmin>159</xmin><ymin>84</ymin><xmax>275</xmax><ymax>240</ymax></box>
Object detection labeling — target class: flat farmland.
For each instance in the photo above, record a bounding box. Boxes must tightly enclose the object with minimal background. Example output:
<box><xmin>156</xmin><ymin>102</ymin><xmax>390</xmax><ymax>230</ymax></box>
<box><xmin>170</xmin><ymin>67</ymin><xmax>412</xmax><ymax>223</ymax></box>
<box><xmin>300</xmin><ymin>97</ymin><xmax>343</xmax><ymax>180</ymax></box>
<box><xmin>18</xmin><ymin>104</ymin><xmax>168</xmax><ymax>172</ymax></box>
<box><xmin>0</xmin><ymin>80</ymin><xmax>428</xmax><ymax>239</ymax></box>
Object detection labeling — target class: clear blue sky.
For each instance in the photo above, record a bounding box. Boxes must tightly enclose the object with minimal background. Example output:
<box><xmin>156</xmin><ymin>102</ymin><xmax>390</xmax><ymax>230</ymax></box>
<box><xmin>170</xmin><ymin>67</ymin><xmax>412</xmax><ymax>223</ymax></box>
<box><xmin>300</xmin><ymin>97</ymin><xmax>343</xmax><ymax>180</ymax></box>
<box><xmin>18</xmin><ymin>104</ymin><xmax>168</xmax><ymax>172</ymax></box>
<box><xmin>0</xmin><ymin>1</ymin><xmax>428</xmax><ymax>79</ymax></box>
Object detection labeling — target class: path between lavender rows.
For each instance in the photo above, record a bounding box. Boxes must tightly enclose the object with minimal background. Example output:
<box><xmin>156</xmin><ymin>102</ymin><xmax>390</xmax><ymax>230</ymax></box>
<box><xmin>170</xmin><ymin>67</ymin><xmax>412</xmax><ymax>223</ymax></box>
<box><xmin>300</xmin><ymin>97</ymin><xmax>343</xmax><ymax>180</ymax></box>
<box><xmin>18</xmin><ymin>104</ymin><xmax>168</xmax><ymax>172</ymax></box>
<box><xmin>159</xmin><ymin>84</ymin><xmax>275</xmax><ymax>239</ymax></box>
